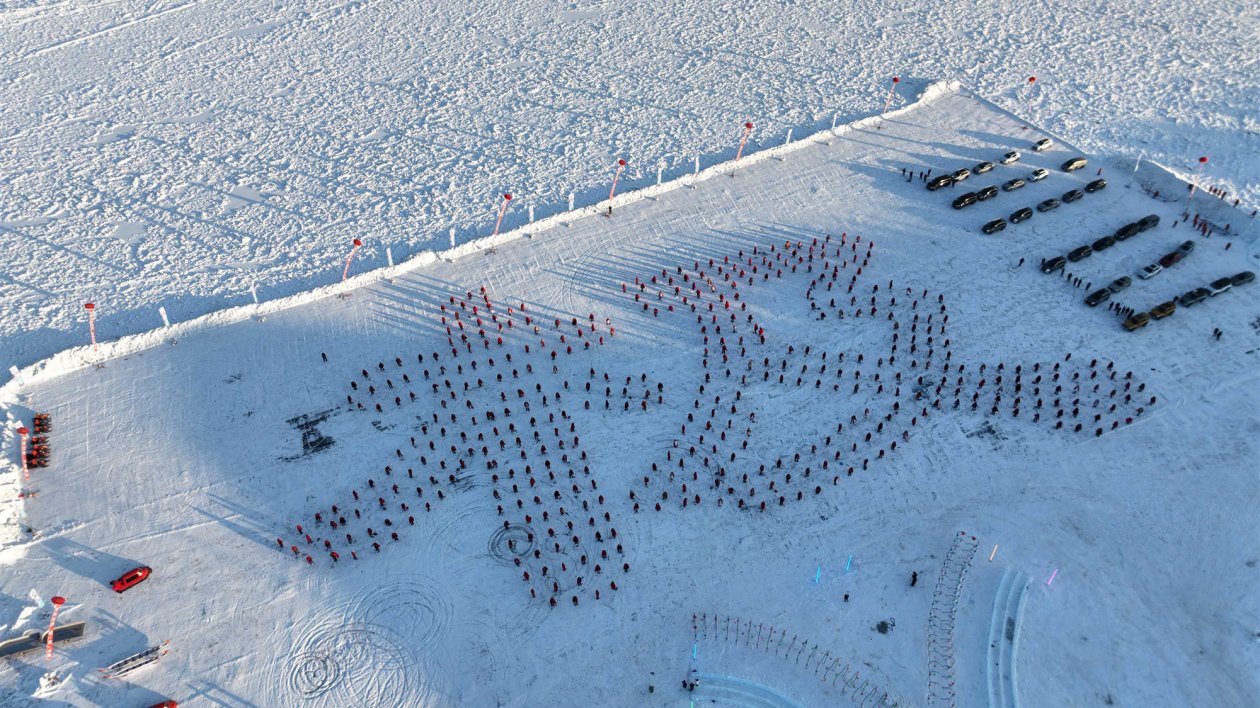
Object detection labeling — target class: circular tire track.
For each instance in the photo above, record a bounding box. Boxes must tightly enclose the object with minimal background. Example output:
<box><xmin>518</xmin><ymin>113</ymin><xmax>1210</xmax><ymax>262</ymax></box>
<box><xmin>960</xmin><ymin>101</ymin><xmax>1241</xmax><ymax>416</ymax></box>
<box><xmin>488</xmin><ymin>522</ymin><xmax>535</xmax><ymax>564</ymax></box>
<box><xmin>287</xmin><ymin>650</ymin><xmax>341</xmax><ymax>699</ymax></box>
<box><xmin>308</xmin><ymin>622</ymin><xmax>419</xmax><ymax>707</ymax></box>
<box><xmin>285</xmin><ymin>615</ymin><xmax>438</xmax><ymax>707</ymax></box>
<box><xmin>350</xmin><ymin>579</ymin><xmax>455</xmax><ymax>648</ymax></box>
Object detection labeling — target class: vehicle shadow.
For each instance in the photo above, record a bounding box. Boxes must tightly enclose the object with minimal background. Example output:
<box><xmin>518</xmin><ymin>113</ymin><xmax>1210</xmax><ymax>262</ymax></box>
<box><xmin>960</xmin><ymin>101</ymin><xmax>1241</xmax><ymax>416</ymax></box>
<box><xmin>38</xmin><ymin>537</ymin><xmax>142</xmax><ymax>590</ymax></box>
<box><xmin>183</xmin><ymin>679</ymin><xmax>261</xmax><ymax>707</ymax></box>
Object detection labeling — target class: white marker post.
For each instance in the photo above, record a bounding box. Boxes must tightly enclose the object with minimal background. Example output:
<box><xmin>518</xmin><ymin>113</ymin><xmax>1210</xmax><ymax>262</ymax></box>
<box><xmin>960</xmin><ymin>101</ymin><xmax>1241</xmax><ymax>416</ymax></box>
<box><xmin>656</xmin><ymin>163</ymin><xmax>663</xmax><ymax>185</ymax></box>
<box><xmin>528</xmin><ymin>205</ymin><xmax>535</xmax><ymax>223</ymax></box>
<box><xmin>568</xmin><ymin>192</ymin><xmax>575</xmax><ymax>212</ymax></box>
<box><xmin>250</xmin><ymin>281</ymin><xmax>259</xmax><ymax>304</ymax></box>
<box><xmin>158</xmin><ymin>306</ymin><xmax>170</xmax><ymax>328</ymax></box>
<box><xmin>449</xmin><ymin>228</ymin><xmax>456</xmax><ymax>249</ymax></box>
<box><xmin>342</xmin><ymin>238</ymin><xmax>362</xmax><ymax>282</ymax></box>
<box><xmin>386</xmin><ymin>246</ymin><xmax>394</xmax><ymax>267</ymax></box>
<box><xmin>84</xmin><ymin>303</ymin><xmax>97</xmax><ymax>351</ymax></box>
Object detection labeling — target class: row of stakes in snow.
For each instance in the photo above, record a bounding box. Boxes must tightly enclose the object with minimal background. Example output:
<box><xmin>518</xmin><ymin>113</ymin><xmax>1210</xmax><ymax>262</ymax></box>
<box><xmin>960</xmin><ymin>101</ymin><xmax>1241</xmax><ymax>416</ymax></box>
<box><xmin>276</xmin><ymin>230</ymin><xmax>1155</xmax><ymax>612</ymax></box>
<box><xmin>691</xmin><ymin>612</ymin><xmax>899</xmax><ymax>706</ymax></box>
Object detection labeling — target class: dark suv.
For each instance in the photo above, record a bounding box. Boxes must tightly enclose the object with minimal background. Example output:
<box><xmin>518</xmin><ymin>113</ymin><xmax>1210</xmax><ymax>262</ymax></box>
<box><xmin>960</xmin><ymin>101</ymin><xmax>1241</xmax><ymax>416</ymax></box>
<box><xmin>1010</xmin><ymin>207</ymin><xmax>1034</xmax><ymax>223</ymax></box>
<box><xmin>1085</xmin><ymin>289</ymin><xmax>1111</xmax><ymax>307</ymax></box>
<box><xmin>952</xmin><ymin>192</ymin><xmax>978</xmax><ymax>209</ymax></box>
<box><xmin>982</xmin><ymin>218</ymin><xmax>1007</xmax><ymax>234</ymax></box>
<box><xmin>1062</xmin><ymin>157</ymin><xmax>1088</xmax><ymax>172</ymax></box>
<box><xmin>1092</xmin><ymin>235</ymin><xmax>1117</xmax><ymax>252</ymax></box>
<box><xmin>1114</xmin><ymin>222</ymin><xmax>1140</xmax><ymax>240</ymax></box>
<box><xmin>1041</xmin><ymin>256</ymin><xmax>1067</xmax><ymax>274</ymax></box>
<box><xmin>928</xmin><ymin>175</ymin><xmax>953</xmax><ymax>191</ymax></box>
<box><xmin>1067</xmin><ymin>245</ymin><xmax>1093</xmax><ymax>262</ymax></box>
<box><xmin>1137</xmin><ymin>214</ymin><xmax>1160</xmax><ymax>231</ymax></box>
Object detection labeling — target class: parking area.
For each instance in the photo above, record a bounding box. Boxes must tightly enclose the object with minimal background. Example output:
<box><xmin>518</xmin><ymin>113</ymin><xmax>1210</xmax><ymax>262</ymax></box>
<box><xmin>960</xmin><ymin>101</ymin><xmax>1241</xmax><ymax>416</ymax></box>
<box><xmin>915</xmin><ymin>135</ymin><xmax>1253</xmax><ymax>335</ymax></box>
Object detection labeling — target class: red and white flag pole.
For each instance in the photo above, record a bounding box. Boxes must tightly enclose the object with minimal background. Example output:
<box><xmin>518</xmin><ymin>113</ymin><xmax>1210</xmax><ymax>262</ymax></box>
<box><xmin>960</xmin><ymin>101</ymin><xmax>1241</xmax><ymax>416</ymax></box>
<box><xmin>731</xmin><ymin>122</ymin><xmax>753</xmax><ymax>176</ymax></box>
<box><xmin>45</xmin><ymin>596</ymin><xmax>65</xmax><ymax>661</ymax></box>
<box><xmin>492</xmin><ymin>194</ymin><xmax>513</xmax><ymax>237</ymax></box>
<box><xmin>606</xmin><ymin>159</ymin><xmax>626</xmax><ymax>216</ymax></box>
<box><xmin>1025</xmin><ymin>76</ymin><xmax>1036</xmax><ymax>123</ymax></box>
<box><xmin>84</xmin><ymin>303</ymin><xmax>97</xmax><ymax>351</ymax></box>
<box><xmin>342</xmin><ymin>238</ymin><xmax>363</xmax><ymax>282</ymax></box>
<box><xmin>1188</xmin><ymin>156</ymin><xmax>1207</xmax><ymax>200</ymax></box>
<box><xmin>881</xmin><ymin>76</ymin><xmax>900</xmax><ymax>116</ymax></box>
<box><xmin>16</xmin><ymin>425</ymin><xmax>29</xmax><ymax>481</ymax></box>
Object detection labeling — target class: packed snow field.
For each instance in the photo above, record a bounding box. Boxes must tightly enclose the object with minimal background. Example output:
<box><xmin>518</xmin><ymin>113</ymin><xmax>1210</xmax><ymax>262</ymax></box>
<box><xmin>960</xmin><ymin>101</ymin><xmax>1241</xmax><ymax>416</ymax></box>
<box><xmin>1</xmin><ymin>0</ymin><xmax>1258</xmax><ymax>373</ymax></box>
<box><xmin>1</xmin><ymin>86</ymin><xmax>1257</xmax><ymax>707</ymax></box>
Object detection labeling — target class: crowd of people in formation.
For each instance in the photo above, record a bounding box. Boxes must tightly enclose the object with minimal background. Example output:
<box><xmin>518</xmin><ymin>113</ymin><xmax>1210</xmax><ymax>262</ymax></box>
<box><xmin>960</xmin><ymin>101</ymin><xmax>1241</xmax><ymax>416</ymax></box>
<box><xmin>279</xmin><ymin>286</ymin><xmax>639</xmax><ymax>608</ymax></box>
<box><xmin>625</xmin><ymin>233</ymin><xmax>1157</xmax><ymax>516</ymax></box>
<box><xmin>275</xmin><ymin>230</ymin><xmax>1158</xmax><ymax>609</ymax></box>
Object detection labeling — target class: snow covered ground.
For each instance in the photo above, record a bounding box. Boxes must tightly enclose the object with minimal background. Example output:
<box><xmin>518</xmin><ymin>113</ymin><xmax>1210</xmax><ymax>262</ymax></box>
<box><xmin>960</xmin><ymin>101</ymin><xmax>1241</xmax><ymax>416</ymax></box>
<box><xmin>1</xmin><ymin>0</ymin><xmax>1258</xmax><ymax>374</ymax></box>
<box><xmin>1</xmin><ymin>85</ymin><xmax>1256</xmax><ymax>707</ymax></box>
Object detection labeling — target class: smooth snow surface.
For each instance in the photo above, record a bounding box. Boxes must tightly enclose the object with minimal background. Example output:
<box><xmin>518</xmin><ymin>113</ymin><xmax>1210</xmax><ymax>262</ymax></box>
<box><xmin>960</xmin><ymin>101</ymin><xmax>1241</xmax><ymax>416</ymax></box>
<box><xmin>1</xmin><ymin>0</ymin><xmax>1258</xmax><ymax>373</ymax></box>
<box><xmin>2</xmin><ymin>88</ymin><xmax>1257</xmax><ymax>707</ymax></box>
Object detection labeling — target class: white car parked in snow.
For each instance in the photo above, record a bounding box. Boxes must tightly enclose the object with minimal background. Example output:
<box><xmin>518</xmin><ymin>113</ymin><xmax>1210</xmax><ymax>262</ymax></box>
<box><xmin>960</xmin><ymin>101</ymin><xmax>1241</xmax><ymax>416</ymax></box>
<box><xmin>1030</xmin><ymin>168</ymin><xmax>1049</xmax><ymax>181</ymax></box>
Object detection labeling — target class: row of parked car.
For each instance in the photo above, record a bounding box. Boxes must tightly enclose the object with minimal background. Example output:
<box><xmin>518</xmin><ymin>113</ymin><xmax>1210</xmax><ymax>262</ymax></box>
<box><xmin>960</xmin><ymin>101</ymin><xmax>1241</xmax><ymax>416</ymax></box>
<box><xmin>1039</xmin><ymin>214</ymin><xmax>1161</xmax><ymax>273</ymax></box>
<box><xmin>1120</xmin><ymin>271</ymin><xmax>1255</xmax><ymax>331</ymax></box>
<box><xmin>1083</xmin><ymin>237</ymin><xmax>1194</xmax><ymax>307</ymax></box>
<box><xmin>928</xmin><ymin>137</ymin><xmax>1066</xmax><ymax>193</ymax></box>
<box><xmin>980</xmin><ymin>177</ymin><xmax>1106</xmax><ymax>233</ymax></box>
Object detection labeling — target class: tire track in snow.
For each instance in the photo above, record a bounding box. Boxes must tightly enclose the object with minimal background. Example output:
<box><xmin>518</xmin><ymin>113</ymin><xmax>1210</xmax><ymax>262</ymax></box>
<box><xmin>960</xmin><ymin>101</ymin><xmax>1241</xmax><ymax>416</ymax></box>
<box><xmin>22</xmin><ymin>0</ymin><xmax>203</xmax><ymax>59</ymax></box>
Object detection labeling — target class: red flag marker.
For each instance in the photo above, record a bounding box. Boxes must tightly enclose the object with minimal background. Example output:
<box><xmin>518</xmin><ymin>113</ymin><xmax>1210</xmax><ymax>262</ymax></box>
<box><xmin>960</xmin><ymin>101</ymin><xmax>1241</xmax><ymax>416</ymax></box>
<box><xmin>493</xmin><ymin>194</ymin><xmax>513</xmax><ymax>237</ymax></box>
<box><xmin>1025</xmin><ymin>76</ymin><xmax>1036</xmax><ymax>119</ymax></box>
<box><xmin>1189</xmin><ymin>156</ymin><xmax>1208</xmax><ymax>200</ymax></box>
<box><xmin>45</xmin><ymin>596</ymin><xmax>65</xmax><ymax>661</ymax></box>
<box><xmin>882</xmin><ymin>76</ymin><xmax>900</xmax><ymax>116</ymax></box>
<box><xmin>606</xmin><ymin>159</ymin><xmax>627</xmax><ymax>216</ymax></box>
<box><xmin>16</xmin><ymin>426</ymin><xmax>28</xmax><ymax>481</ymax></box>
<box><xmin>731</xmin><ymin>123</ymin><xmax>754</xmax><ymax>177</ymax></box>
<box><xmin>84</xmin><ymin>303</ymin><xmax>97</xmax><ymax>351</ymax></box>
<box><xmin>342</xmin><ymin>238</ymin><xmax>363</xmax><ymax>282</ymax></box>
